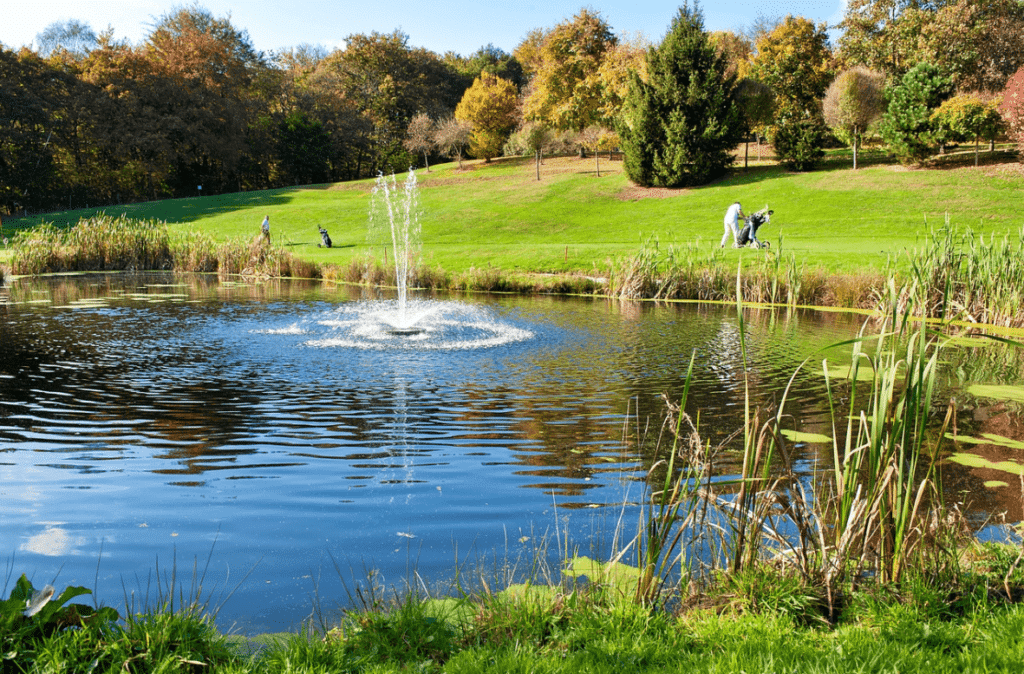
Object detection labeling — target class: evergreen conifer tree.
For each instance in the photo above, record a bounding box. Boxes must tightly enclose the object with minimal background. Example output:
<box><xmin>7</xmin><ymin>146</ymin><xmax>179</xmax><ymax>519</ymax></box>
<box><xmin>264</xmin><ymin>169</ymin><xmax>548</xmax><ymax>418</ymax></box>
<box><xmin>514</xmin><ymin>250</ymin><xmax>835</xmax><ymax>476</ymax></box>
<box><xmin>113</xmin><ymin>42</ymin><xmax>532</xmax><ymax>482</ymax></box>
<box><xmin>619</xmin><ymin>4</ymin><xmax>741</xmax><ymax>187</ymax></box>
<box><xmin>879</xmin><ymin>63</ymin><xmax>952</xmax><ymax>165</ymax></box>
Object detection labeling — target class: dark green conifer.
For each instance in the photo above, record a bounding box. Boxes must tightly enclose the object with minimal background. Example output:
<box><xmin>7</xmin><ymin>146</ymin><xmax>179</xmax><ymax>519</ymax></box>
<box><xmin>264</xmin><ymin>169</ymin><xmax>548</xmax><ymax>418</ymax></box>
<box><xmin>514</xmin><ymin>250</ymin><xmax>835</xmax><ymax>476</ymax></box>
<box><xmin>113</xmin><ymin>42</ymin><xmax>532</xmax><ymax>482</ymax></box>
<box><xmin>619</xmin><ymin>3</ymin><xmax>741</xmax><ymax>187</ymax></box>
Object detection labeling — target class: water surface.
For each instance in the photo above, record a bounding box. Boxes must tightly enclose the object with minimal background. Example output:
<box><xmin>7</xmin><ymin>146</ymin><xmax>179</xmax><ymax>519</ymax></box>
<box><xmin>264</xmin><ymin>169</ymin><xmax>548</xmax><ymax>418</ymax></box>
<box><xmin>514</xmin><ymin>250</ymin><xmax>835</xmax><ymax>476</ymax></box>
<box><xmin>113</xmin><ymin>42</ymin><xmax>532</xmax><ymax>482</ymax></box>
<box><xmin>1</xmin><ymin>274</ymin><xmax>1020</xmax><ymax>632</ymax></box>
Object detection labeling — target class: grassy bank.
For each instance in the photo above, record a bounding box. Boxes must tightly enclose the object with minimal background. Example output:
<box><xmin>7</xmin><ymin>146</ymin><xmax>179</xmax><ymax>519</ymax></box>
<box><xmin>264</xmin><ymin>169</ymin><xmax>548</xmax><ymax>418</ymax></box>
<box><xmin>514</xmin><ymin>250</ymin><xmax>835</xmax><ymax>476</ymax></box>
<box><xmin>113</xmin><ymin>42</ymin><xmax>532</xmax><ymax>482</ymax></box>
<box><xmin>5</xmin><ymin>559</ymin><xmax>1024</xmax><ymax>673</ymax></box>
<box><xmin>8</xmin><ymin>209</ymin><xmax>1024</xmax><ymax>325</ymax></box>
<box><xmin>2</xmin><ymin>149</ymin><xmax>1022</xmax><ymax>279</ymax></box>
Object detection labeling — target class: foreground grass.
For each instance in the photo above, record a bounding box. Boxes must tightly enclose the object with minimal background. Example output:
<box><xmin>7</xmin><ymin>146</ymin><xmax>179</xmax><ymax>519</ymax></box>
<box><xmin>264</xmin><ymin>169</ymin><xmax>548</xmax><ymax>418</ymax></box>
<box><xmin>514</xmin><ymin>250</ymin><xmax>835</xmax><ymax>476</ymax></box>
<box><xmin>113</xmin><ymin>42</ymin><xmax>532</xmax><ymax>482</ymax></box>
<box><xmin>2</xmin><ymin>149</ymin><xmax>1022</xmax><ymax>278</ymax></box>
<box><xmin>7</xmin><ymin>554</ymin><xmax>1024</xmax><ymax>674</ymax></box>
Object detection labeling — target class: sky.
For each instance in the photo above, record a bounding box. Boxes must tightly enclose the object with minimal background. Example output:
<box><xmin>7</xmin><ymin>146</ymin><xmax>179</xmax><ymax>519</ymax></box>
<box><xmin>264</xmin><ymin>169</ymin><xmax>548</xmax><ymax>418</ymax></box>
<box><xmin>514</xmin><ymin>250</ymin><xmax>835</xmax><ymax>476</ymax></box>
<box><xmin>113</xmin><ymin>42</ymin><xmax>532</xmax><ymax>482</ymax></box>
<box><xmin>3</xmin><ymin>0</ymin><xmax>848</xmax><ymax>57</ymax></box>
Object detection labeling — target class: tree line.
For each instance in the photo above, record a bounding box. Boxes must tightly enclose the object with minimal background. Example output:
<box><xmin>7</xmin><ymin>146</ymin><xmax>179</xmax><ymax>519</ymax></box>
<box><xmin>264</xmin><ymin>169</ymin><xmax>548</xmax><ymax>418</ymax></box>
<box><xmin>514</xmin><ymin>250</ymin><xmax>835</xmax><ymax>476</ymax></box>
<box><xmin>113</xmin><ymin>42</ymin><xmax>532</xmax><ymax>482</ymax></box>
<box><xmin>3</xmin><ymin>0</ymin><xmax>1024</xmax><ymax>215</ymax></box>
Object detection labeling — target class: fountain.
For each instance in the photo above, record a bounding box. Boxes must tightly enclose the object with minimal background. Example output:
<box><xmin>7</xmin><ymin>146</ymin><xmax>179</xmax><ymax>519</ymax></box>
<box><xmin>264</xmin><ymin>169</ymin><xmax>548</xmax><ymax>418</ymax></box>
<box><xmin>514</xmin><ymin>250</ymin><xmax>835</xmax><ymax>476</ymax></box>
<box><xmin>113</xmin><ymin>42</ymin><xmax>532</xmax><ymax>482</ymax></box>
<box><xmin>371</xmin><ymin>169</ymin><xmax>423</xmax><ymax>335</ymax></box>
<box><xmin>292</xmin><ymin>168</ymin><xmax>534</xmax><ymax>350</ymax></box>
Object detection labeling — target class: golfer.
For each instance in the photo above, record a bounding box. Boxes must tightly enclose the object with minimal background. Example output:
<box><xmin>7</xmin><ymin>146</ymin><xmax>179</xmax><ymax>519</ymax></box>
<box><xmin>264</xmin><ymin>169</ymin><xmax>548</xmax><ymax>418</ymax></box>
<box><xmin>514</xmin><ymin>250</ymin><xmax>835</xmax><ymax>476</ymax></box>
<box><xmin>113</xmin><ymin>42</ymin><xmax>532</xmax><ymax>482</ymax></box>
<box><xmin>721</xmin><ymin>202</ymin><xmax>745</xmax><ymax>248</ymax></box>
<box><xmin>261</xmin><ymin>215</ymin><xmax>270</xmax><ymax>242</ymax></box>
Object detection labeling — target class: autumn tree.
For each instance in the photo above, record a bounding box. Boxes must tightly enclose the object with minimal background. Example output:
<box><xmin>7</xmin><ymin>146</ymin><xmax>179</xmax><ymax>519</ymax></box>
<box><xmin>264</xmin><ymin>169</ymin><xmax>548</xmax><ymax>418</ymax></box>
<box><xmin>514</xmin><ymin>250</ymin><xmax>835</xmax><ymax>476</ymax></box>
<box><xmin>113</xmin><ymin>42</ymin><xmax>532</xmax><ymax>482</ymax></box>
<box><xmin>879</xmin><ymin>62</ymin><xmax>952</xmax><ymax>164</ymax></box>
<box><xmin>455</xmin><ymin>72</ymin><xmax>518</xmax><ymax>161</ymax></box>
<box><xmin>838</xmin><ymin>0</ymin><xmax>930</xmax><ymax>78</ymax></box>
<box><xmin>1000</xmin><ymin>66</ymin><xmax>1024</xmax><ymax>151</ymax></box>
<box><xmin>750</xmin><ymin>16</ymin><xmax>833</xmax><ymax>117</ymax></box>
<box><xmin>309</xmin><ymin>31</ymin><xmax>462</xmax><ymax>174</ymax></box>
<box><xmin>404</xmin><ymin>113</ymin><xmax>437</xmax><ymax>171</ymax></box>
<box><xmin>433</xmin><ymin>117</ymin><xmax>472</xmax><ymax>169</ymax></box>
<box><xmin>931</xmin><ymin>93</ymin><xmax>1003</xmax><ymax>165</ymax></box>
<box><xmin>504</xmin><ymin>122</ymin><xmax>558</xmax><ymax>180</ymax></box>
<box><xmin>709</xmin><ymin>30</ymin><xmax>752</xmax><ymax>80</ymax></box>
<box><xmin>823</xmin><ymin>67</ymin><xmax>886</xmax><ymax>169</ymax></box>
<box><xmin>512</xmin><ymin>28</ymin><xmax>550</xmax><ymax>81</ymax></box>
<box><xmin>444</xmin><ymin>44</ymin><xmax>526</xmax><ymax>92</ymax></box>
<box><xmin>522</xmin><ymin>9</ymin><xmax>617</xmax><ymax>134</ymax></box>
<box><xmin>961</xmin><ymin>0</ymin><xmax>1024</xmax><ymax>93</ymax></box>
<box><xmin>749</xmin><ymin>15</ymin><xmax>833</xmax><ymax>171</ymax></box>
<box><xmin>595</xmin><ymin>32</ymin><xmax>649</xmax><ymax>125</ymax></box>
<box><xmin>0</xmin><ymin>47</ymin><xmax>59</xmax><ymax>213</ymax></box>
<box><xmin>80</xmin><ymin>37</ymin><xmax>192</xmax><ymax>200</ymax></box>
<box><xmin>144</xmin><ymin>5</ymin><xmax>265</xmax><ymax>193</ymax></box>
<box><xmin>619</xmin><ymin>4</ymin><xmax>741</xmax><ymax>187</ymax></box>
<box><xmin>839</xmin><ymin>0</ymin><xmax>1024</xmax><ymax>92</ymax></box>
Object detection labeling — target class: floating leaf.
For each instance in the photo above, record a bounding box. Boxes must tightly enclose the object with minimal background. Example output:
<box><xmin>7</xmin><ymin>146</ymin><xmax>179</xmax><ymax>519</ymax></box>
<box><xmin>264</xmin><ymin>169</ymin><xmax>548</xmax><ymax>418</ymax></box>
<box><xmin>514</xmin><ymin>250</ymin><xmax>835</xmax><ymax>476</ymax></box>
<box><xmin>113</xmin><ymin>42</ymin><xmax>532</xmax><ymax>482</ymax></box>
<box><xmin>984</xmin><ymin>480</ymin><xmax>1009</xmax><ymax>489</ymax></box>
<box><xmin>564</xmin><ymin>556</ymin><xmax>641</xmax><ymax>596</ymax></box>
<box><xmin>781</xmin><ymin>429</ymin><xmax>832</xmax><ymax>444</ymax></box>
<box><xmin>823</xmin><ymin>363</ymin><xmax>875</xmax><ymax>381</ymax></box>
<box><xmin>947</xmin><ymin>433</ymin><xmax>1024</xmax><ymax>451</ymax></box>
<box><xmin>498</xmin><ymin>583</ymin><xmax>559</xmax><ymax>605</ymax></box>
<box><xmin>947</xmin><ymin>452</ymin><xmax>1024</xmax><ymax>476</ymax></box>
<box><xmin>967</xmin><ymin>385</ymin><xmax>1024</xmax><ymax>405</ymax></box>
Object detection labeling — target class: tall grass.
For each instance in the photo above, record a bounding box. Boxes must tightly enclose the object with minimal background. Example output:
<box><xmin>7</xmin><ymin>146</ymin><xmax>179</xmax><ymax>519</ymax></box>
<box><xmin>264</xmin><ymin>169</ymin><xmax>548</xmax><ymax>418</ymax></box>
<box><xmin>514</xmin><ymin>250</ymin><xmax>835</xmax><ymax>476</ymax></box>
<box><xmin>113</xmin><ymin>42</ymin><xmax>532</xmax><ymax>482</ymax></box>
<box><xmin>880</xmin><ymin>221</ymin><xmax>1024</xmax><ymax>327</ymax></box>
<box><xmin>608</xmin><ymin>236</ymin><xmax>879</xmax><ymax>308</ymax></box>
<box><xmin>9</xmin><ymin>214</ymin><xmax>322</xmax><ymax>280</ymax></box>
<box><xmin>621</xmin><ymin>272</ymin><xmax>976</xmax><ymax>621</ymax></box>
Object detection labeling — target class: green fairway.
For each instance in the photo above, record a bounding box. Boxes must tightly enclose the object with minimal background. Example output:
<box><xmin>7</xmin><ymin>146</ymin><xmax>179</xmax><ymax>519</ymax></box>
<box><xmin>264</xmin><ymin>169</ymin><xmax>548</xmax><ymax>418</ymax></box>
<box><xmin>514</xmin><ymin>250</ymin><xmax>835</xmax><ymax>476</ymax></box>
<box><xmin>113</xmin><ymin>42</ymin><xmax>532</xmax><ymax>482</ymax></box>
<box><xmin>3</xmin><ymin>150</ymin><xmax>1022</xmax><ymax>276</ymax></box>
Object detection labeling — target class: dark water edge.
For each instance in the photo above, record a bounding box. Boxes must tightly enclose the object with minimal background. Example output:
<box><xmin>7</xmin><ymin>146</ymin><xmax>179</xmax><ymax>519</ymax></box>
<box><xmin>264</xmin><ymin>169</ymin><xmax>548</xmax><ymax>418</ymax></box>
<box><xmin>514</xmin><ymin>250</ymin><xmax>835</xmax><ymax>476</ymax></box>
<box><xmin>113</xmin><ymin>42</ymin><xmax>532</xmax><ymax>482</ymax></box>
<box><xmin>1</xmin><ymin>272</ymin><xmax>1022</xmax><ymax>634</ymax></box>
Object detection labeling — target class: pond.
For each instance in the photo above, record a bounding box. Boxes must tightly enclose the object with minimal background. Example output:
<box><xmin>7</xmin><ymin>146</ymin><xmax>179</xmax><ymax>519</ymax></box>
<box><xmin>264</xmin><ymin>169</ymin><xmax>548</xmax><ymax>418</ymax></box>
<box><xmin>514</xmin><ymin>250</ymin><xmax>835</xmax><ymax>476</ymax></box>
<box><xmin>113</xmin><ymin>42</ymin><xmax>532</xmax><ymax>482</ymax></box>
<box><xmin>1</xmin><ymin>273</ymin><xmax>1021</xmax><ymax>634</ymax></box>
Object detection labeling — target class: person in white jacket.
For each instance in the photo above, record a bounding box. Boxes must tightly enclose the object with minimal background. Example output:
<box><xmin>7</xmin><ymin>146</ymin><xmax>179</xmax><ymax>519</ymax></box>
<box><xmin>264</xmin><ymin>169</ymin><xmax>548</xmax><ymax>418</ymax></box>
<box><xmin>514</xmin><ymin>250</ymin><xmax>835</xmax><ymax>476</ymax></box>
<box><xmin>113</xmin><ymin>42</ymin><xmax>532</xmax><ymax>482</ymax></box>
<box><xmin>721</xmin><ymin>202</ymin><xmax>744</xmax><ymax>248</ymax></box>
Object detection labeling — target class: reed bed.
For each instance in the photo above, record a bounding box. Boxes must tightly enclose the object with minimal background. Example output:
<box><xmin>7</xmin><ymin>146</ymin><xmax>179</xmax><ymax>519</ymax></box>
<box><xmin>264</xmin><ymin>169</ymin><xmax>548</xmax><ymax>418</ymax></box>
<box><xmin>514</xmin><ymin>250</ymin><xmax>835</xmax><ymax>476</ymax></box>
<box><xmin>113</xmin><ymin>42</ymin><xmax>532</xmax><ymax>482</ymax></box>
<box><xmin>607</xmin><ymin>237</ymin><xmax>879</xmax><ymax>308</ymax></box>
<box><xmin>880</xmin><ymin>221</ymin><xmax>1024</xmax><ymax>328</ymax></box>
<box><xmin>8</xmin><ymin>214</ymin><xmax>322</xmax><ymax>280</ymax></box>
<box><xmin>617</xmin><ymin>276</ymin><xmax>1004</xmax><ymax>624</ymax></box>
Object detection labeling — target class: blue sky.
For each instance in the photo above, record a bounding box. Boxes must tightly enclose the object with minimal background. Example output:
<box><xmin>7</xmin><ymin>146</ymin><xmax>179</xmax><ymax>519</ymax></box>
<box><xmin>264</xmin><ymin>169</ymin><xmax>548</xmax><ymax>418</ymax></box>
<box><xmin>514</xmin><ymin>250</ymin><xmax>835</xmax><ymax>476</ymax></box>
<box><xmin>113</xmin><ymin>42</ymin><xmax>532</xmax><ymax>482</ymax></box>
<box><xmin>4</xmin><ymin>0</ymin><xmax>847</xmax><ymax>56</ymax></box>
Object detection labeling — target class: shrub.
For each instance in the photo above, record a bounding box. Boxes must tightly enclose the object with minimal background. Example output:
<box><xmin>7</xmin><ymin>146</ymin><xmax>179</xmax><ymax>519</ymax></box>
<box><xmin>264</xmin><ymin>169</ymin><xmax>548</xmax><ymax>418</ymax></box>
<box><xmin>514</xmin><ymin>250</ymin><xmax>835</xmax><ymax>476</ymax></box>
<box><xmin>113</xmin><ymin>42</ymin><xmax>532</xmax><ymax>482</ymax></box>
<box><xmin>771</xmin><ymin>106</ymin><xmax>827</xmax><ymax>171</ymax></box>
<box><xmin>931</xmin><ymin>93</ymin><xmax>1003</xmax><ymax>165</ymax></box>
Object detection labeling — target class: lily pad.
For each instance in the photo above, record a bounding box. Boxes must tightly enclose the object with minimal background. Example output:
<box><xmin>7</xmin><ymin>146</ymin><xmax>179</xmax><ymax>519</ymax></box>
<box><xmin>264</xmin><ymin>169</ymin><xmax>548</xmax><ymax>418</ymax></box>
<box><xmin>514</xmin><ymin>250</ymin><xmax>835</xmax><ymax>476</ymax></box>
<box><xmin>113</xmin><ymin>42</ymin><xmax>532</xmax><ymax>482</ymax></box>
<box><xmin>781</xmin><ymin>429</ymin><xmax>832</xmax><ymax>444</ymax></box>
<box><xmin>498</xmin><ymin>582</ymin><xmax>560</xmax><ymax>605</ymax></box>
<box><xmin>984</xmin><ymin>480</ymin><xmax>1009</xmax><ymax>489</ymax></box>
<box><xmin>947</xmin><ymin>433</ymin><xmax>1024</xmax><ymax>451</ymax></box>
<box><xmin>947</xmin><ymin>452</ymin><xmax>1024</xmax><ymax>476</ymax></box>
<box><xmin>564</xmin><ymin>556</ymin><xmax>641</xmax><ymax>596</ymax></box>
<box><xmin>967</xmin><ymin>384</ymin><xmax>1024</xmax><ymax>405</ymax></box>
<box><xmin>823</xmin><ymin>363</ymin><xmax>875</xmax><ymax>382</ymax></box>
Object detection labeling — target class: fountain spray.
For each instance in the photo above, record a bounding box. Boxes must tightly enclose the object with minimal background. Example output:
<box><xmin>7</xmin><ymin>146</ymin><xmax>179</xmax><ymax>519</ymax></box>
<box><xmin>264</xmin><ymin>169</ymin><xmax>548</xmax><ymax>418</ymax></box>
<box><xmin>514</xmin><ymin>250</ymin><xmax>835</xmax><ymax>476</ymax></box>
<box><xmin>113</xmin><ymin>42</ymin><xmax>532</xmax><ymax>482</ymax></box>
<box><xmin>371</xmin><ymin>169</ymin><xmax>421</xmax><ymax>326</ymax></box>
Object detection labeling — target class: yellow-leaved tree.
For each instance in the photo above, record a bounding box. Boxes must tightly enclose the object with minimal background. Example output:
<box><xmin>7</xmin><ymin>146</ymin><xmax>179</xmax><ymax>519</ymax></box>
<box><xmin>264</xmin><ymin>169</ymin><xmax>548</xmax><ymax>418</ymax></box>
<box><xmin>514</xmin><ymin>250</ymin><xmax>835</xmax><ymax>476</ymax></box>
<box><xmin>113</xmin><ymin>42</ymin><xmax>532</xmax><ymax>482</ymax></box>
<box><xmin>454</xmin><ymin>72</ymin><xmax>518</xmax><ymax>162</ymax></box>
<box><xmin>522</xmin><ymin>9</ymin><xmax>617</xmax><ymax>133</ymax></box>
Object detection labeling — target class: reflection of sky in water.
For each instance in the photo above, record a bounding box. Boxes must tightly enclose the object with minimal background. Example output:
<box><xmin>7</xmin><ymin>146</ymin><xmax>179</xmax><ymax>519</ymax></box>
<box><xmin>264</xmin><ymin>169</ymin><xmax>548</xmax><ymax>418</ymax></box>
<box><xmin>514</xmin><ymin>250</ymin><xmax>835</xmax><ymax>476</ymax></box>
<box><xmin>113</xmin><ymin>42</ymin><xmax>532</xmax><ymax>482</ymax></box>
<box><xmin>1</xmin><ymin>274</ymin><xmax>1021</xmax><ymax>633</ymax></box>
<box><xmin>21</xmin><ymin>525</ymin><xmax>84</xmax><ymax>556</ymax></box>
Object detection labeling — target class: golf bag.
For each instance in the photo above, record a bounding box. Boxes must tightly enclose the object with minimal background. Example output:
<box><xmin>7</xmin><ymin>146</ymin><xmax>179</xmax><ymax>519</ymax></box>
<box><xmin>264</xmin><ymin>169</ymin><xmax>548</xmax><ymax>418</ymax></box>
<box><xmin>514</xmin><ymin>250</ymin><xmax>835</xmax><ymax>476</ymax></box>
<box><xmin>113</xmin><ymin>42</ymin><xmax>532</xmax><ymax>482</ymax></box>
<box><xmin>736</xmin><ymin>209</ymin><xmax>773</xmax><ymax>249</ymax></box>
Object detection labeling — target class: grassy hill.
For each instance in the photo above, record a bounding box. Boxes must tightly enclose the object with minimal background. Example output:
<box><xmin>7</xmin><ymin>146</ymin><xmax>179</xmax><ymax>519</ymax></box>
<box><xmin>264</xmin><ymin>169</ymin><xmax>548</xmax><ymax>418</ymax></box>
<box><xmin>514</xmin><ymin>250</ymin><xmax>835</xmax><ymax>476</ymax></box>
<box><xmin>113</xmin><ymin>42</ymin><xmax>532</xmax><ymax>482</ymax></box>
<box><xmin>2</xmin><ymin>148</ymin><xmax>1022</xmax><ymax>278</ymax></box>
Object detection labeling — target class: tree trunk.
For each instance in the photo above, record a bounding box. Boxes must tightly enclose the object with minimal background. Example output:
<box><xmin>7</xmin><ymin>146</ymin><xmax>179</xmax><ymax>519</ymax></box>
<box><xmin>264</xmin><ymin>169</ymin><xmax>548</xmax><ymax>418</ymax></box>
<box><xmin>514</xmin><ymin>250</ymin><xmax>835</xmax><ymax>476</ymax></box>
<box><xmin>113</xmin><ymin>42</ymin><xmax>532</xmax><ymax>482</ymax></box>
<box><xmin>852</xmin><ymin>127</ymin><xmax>859</xmax><ymax>170</ymax></box>
<box><xmin>975</xmin><ymin>137</ymin><xmax>980</xmax><ymax>167</ymax></box>
<box><xmin>535</xmin><ymin>150</ymin><xmax>541</xmax><ymax>180</ymax></box>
